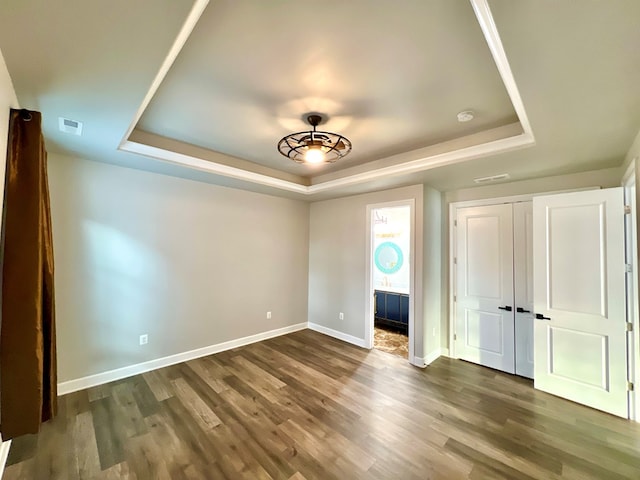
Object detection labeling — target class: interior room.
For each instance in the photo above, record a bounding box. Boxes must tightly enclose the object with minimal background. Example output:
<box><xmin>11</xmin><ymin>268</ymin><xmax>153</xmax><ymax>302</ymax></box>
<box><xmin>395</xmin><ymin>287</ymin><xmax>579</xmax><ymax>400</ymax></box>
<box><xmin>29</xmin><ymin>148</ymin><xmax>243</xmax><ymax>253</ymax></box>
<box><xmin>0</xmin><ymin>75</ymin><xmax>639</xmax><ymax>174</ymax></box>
<box><xmin>372</xmin><ymin>205</ymin><xmax>411</xmax><ymax>358</ymax></box>
<box><xmin>1</xmin><ymin>1</ymin><xmax>640</xmax><ymax>479</ymax></box>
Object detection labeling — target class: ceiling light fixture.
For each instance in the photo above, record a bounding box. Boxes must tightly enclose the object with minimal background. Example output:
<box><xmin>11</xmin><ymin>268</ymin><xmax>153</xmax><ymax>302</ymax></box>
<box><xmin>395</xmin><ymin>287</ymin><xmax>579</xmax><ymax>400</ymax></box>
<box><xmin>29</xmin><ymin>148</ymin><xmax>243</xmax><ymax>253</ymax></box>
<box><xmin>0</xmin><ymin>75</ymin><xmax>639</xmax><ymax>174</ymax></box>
<box><xmin>277</xmin><ymin>114</ymin><xmax>352</xmax><ymax>164</ymax></box>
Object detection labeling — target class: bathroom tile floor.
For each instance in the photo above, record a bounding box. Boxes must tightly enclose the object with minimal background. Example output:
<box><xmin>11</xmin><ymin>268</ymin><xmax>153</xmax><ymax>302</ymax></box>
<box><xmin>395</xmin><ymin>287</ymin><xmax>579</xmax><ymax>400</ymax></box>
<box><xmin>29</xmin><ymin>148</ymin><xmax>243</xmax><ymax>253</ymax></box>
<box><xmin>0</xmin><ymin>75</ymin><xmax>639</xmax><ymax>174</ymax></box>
<box><xmin>374</xmin><ymin>324</ymin><xmax>409</xmax><ymax>358</ymax></box>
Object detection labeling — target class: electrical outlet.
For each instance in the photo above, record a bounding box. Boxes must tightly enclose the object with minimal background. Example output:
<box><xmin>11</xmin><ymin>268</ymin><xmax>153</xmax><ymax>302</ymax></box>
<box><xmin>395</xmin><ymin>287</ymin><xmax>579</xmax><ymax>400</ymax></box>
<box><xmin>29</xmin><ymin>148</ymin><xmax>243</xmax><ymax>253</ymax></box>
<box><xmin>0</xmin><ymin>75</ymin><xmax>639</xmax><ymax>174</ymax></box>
<box><xmin>339</xmin><ymin>312</ymin><xmax>344</xmax><ymax>320</ymax></box>
<box><xmin>139</xmin><ymin>334</ymin><xmax>148</xmax><ymax>345</ymax></box>
<box><xmin>266</xmin><ymin>311</ymin><xmax>272</xmax><ymax>319</ymax></box>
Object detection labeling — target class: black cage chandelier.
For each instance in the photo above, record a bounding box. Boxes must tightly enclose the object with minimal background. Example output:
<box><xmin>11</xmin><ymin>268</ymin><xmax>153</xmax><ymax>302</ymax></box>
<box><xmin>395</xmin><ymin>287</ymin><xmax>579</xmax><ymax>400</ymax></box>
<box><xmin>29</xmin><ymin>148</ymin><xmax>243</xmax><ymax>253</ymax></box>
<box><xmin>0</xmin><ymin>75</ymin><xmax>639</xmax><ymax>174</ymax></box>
<box><xmin>277</xmin><ymin>114</ymin><xmax>352</xmax><ymax>164</ymax></box>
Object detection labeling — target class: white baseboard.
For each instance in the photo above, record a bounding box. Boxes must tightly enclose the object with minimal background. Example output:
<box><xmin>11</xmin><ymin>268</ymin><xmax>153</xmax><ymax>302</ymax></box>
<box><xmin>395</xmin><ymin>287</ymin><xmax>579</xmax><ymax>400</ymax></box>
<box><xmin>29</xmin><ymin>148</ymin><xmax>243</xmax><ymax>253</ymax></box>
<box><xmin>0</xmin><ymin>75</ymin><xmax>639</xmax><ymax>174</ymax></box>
<box><xmin>0</xmin><ymin>439</ymin><xmax>12</xmax><ymax>479</ymax></box>
<box><xmin>424</xmin><ymin>349</ymin><xmax>442</xmax><ymax>366</ymax></box>
<box><xmin>420</xmin><ymin>348</ymin><xmax>450</xmax><ymax>367</ymax></box>
<box><xmin>412</xmin><ymin>356</ymin><xmax>427</xmax><ymax>368</ymax></box>
<box><xmin>307</xmin><ymin>323</ymin><xmax>367</xmax><ymax>348</ymax></box>
<box><xmin>58</xmin><ymin>322</ymin><xmax>307</xmax><ymax>395</ymax></box>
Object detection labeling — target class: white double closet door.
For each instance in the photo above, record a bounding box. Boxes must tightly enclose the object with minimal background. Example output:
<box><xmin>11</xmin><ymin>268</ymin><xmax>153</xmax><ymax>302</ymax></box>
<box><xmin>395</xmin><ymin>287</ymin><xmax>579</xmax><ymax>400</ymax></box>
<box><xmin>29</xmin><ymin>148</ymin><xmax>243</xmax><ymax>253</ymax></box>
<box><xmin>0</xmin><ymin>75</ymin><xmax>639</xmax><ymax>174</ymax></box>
<box><xmin>455</xmin><ymin>201</ymin><xmax>534</xmax><ymax>378</ymax></box>
<box><xmin>455</xmin><ymin>189</ymin><xmax>629</xmax><ymax>418</ymax></box>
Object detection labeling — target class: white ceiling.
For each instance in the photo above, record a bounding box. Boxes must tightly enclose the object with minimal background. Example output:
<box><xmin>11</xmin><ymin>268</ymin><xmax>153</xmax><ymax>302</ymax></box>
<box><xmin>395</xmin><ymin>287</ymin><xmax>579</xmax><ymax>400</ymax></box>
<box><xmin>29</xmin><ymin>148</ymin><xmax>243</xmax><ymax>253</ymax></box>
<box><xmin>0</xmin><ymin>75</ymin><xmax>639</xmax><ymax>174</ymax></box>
<box><xmin>0</xmin><ymin>0</ymin><xmax>639</xmax><ymax>200</ymax></box>
<box><xmin>137</xmin><ymin>0</ymin><xmax>518</xmax><ymax>177</ymax></box>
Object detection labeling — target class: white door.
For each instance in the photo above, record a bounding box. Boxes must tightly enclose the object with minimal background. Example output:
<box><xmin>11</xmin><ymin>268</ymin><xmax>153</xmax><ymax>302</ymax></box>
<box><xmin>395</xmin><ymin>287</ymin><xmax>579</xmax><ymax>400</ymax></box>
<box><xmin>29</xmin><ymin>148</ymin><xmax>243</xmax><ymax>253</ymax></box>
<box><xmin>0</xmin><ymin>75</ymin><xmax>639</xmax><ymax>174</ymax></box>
<box><xmin>456</xmin><ymin>204</ymin><xmax>515</xmax><ymax>373</ymax></box>
<box><xmin>514</xmin><ymin>202</ymin><xmax>534</xmax><ymax>378</ymax></box>
<box><xmin>533</xmin><ymin>188</ymin><xmax>628</xmax><ymax>418</ymax></box>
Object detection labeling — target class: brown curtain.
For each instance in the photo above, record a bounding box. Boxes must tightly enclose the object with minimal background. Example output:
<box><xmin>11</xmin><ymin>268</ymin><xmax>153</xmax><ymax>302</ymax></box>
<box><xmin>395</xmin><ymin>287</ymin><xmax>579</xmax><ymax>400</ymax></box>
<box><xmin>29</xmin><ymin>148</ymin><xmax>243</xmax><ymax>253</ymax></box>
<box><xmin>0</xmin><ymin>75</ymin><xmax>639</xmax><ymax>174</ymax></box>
<box><xmin>0</xmin><ymin>109</ymin><xmax>57</xmax><ymax>440</ymax></box>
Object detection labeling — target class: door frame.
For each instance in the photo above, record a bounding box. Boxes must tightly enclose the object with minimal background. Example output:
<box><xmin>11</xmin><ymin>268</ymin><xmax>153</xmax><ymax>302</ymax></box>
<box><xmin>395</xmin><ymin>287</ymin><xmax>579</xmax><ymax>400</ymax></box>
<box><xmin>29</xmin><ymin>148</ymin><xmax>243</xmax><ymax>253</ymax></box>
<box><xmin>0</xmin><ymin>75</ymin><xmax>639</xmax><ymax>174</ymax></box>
<box><xmin>365</xmin><ymin>199</ymin><xmax>417</xmax><ymax>365</ymax></box>
<box><xmin>622</xmin><ymin>162</ymin><xmax>639</xmax><ymax>421</ymax></box>
<box><xmin>448</xmin><ymin>188</ymin><xmax>599</xmax><ymax>359</ymax></box>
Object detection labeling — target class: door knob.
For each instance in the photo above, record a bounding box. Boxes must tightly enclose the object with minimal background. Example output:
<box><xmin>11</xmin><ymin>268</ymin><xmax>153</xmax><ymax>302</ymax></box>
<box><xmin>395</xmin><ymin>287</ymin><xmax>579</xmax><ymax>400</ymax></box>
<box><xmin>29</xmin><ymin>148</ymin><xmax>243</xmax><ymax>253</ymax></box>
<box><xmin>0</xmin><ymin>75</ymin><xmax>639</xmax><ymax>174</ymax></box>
<box><xmin>535</xmin><ymin>313</ymin><xmax>551</xmax><ymax>320</ymax></box>
<box><xmin>516</xmin><ymin>307</ymin><xmax>531</xmax><ymax>313</ymax></box>
<box><xmin>498</xmin><ymin>306</ymin><xmax>512</xmax><ymax>311</ymax></box>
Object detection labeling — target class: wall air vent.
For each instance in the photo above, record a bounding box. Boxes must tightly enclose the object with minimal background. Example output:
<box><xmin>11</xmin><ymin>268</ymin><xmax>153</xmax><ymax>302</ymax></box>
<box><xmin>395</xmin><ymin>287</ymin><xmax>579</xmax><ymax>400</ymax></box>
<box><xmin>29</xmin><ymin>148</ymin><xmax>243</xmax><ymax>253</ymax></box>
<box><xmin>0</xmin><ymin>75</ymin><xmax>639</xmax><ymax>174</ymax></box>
<box><xmin>58</xmin><ymin>117</ymin><xmax>83</xmax><ymax>136</ymax></box>
<box><xmin>473</xmin><ymin>173</ymin><xmax>510</xmax><ymax>184</ymax></box>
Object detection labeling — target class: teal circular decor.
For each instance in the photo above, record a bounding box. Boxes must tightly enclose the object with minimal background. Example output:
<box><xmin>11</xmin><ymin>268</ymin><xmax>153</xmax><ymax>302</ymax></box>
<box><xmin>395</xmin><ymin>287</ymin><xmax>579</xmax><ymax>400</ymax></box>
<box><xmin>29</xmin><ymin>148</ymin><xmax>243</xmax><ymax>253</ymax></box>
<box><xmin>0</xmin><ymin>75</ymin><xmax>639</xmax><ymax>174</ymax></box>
<box><xmin>374</xmin><ymin>242</ymin><xmax>404</xmax><ymax>274</ymax></box>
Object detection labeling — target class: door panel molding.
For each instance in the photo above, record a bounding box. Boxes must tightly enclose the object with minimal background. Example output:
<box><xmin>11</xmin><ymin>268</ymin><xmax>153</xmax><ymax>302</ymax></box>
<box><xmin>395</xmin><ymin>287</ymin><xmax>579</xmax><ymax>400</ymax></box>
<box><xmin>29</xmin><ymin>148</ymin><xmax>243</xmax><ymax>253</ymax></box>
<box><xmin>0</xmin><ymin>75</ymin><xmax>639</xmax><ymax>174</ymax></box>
<box><xmin>449</xmin><ymin>188</ymin><xmax>598</xmax><ymax>361</ymax></box>
<box><xmin>455</xmin><ymin>204</ymin><xmax>515</xmax><ymax>373</ymax></box>
<box><xmin>533</xmin><ymin>188</ymin><xmax>628</xmax><ymax>418</ymax></box>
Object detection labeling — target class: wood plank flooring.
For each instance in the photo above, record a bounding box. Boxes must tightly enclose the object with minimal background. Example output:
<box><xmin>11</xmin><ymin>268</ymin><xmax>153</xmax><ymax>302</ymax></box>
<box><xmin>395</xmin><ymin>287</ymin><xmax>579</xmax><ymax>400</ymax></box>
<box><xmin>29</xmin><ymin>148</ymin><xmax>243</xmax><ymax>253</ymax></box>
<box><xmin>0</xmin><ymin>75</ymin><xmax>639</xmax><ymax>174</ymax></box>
<box><xmin>5</xmin><ymin>329</ymin><xmax>640</xmax><ymax>479</ymax></box>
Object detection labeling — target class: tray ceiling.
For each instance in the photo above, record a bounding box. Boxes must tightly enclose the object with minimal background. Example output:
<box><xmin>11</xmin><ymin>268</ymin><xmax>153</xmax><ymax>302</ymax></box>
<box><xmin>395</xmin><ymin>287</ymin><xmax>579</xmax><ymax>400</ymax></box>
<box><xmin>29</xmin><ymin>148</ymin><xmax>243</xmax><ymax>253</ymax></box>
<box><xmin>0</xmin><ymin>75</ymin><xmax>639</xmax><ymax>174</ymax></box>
<box><xmin>120</xmin><ymin>0</ymin><xmax>533</xmax><ymax>194</ymax></box>
<box><xmin>1</xmin><ymin>0</ymin><xmax>639</xmax><ymax>198</ymax></box>
<box><xmin>136</xmin><ymin>0</ymin><xmax>519</xmax><ymax>178</ymax></box>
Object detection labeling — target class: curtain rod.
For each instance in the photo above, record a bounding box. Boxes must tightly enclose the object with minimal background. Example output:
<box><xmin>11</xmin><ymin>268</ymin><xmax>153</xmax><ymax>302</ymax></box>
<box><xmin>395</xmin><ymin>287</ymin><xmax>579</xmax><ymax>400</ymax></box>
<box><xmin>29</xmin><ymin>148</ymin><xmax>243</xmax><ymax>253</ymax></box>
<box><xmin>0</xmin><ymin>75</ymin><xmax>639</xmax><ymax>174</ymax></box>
<box><xmin>18</xmin><ymin>109</ymin><xmax>32</xmax><ymax>121</ymax></box>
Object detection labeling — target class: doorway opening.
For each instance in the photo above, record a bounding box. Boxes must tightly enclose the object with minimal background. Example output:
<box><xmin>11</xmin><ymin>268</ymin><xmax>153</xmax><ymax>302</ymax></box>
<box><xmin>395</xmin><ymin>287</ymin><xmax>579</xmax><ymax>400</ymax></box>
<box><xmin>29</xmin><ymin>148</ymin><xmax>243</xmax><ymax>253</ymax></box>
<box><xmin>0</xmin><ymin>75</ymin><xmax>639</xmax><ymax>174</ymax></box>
<box><xmin>369</xmin><ymin>203</ymin><xmax>412</xmax><ymax>359</ymax></box>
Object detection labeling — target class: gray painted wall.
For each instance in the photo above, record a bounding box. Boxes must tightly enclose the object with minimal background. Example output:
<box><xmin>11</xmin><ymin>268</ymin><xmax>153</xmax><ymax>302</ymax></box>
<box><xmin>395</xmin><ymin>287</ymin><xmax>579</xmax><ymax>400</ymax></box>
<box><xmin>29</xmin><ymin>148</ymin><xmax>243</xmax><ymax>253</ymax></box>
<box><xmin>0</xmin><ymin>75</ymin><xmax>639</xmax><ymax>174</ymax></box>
<box><xmin>0</xmin><ymin>44</ymin><xmax>18</xmax><ymax>445</ymax></box>
<box><xmin>0</xmin><ymin>50</ymin><xmax>18</xmax><ymax>230</ymax></box>
<box><xmin>43</xmin><ymin>152</ymin><xmax>630</xmax><ymax>382</ymax></box>
<box><xmin>441</xmin><ymin>166</ymin><xmax>624</xmax><ymax>350</ymax></box>
<box><xmin>443</xmin><ymin>167</ymin><xmax>622</xmax><ymax>204</ymax></box>
<box><xmin>308</xmin><ymin>185</ymin><xmax>435</xmax><ymax>359</ymax></box>
<box><xmin>49</xmin><ymin>154</ymin><xmax>310</xmax><ymax>382</ymax></box>
<box><xmin>422</xmin><ymin>187</ymin><xmax>442</xmax><ymax>358</ymax></box>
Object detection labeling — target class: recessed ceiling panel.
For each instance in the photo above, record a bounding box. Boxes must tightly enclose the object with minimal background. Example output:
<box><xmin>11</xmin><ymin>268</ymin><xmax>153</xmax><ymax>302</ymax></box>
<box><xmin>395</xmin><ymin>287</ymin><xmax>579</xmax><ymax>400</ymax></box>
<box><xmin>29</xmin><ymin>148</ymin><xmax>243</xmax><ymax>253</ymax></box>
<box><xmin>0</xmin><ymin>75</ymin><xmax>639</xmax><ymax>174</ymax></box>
<box><xmin>137</xmin><ymin>0</ymin><xmax>517</xmax><ymax>178</ymax></box>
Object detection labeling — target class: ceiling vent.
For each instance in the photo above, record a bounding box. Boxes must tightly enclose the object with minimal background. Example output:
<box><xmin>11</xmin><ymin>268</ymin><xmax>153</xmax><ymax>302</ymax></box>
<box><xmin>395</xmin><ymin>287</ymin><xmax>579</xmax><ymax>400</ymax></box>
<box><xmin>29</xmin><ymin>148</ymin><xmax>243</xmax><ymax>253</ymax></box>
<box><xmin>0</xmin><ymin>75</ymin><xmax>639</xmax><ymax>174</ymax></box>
<box><xmin>58</xmin><ymin>117</ymin><xmax>83</xmax><ymax>136</ymax></box>
<box><xmin>473</xmin><ymin>173</ymin><xmax>510</xmax><ymax>184</ymax></box>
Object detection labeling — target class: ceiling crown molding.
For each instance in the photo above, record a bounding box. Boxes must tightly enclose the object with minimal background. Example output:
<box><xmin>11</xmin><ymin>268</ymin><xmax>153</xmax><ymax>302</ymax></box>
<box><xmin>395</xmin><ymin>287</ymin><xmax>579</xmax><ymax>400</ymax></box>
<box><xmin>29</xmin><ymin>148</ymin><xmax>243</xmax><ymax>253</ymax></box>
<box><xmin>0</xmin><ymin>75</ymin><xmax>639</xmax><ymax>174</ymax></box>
<box><xmin>119</xmin><ymin>0</ymin><xmax>535</xmax><ymax>197</ymax></box>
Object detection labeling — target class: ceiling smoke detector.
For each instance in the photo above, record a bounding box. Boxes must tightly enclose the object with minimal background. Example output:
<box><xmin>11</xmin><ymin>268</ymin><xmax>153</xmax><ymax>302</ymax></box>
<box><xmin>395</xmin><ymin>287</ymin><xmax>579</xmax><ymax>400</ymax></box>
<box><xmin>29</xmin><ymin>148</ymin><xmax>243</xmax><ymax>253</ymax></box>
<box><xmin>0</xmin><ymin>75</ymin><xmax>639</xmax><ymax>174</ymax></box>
<box><xmin>473</xmin><ymin>173</ymin><xmax>510</xmax><ymax>184</ymax></box>
<box><xmin>58</xmin><ymin>117</ymin><xmax>83</xmax><ymax>136</ymax></box>
<box><xmin>457</xmin><ymin>110</ymin><xmax>475</xmax><ymax>123</ymax></box>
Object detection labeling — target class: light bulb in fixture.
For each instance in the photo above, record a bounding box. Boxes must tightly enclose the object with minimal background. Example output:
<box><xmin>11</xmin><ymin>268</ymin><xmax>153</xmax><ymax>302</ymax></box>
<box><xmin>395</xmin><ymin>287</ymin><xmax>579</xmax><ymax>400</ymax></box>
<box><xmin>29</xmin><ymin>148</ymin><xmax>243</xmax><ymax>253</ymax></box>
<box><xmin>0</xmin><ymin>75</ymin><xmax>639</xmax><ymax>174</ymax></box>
<box><xmin>305</xmin><ymin>146</ymin><xmax>325</xmax><ymax>164</ymax></box>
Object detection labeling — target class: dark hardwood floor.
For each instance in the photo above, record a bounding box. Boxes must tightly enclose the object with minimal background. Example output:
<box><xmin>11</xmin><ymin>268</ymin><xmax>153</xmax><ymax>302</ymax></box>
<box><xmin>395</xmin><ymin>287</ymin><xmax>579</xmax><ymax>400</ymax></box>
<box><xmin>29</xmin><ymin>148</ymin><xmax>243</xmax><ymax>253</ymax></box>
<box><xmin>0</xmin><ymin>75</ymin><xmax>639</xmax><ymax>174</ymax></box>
<box><xmin>5</xmin><ymin>329</ymin><xmax>640</xmax><ymax>479</ymax></box>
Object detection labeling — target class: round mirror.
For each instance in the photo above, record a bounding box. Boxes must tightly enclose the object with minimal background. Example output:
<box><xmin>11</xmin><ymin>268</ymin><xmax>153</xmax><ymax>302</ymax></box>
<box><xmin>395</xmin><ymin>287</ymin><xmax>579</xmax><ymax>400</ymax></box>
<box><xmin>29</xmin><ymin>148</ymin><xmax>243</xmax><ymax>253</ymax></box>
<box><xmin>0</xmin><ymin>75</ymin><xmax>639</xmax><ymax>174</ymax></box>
<box><xmin>374</xmin><ymin>242</ymin><xmax>403</xmax><ymax>274</ymax></box>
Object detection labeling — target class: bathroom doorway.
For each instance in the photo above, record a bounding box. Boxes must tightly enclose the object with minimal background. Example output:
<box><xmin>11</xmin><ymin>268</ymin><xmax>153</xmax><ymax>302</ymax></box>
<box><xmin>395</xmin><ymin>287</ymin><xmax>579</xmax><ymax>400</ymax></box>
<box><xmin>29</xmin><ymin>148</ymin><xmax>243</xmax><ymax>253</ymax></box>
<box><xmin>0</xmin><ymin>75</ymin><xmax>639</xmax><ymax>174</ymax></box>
<box><xmin>368</xmin><ymin>203</ymin><xmax>412</xmax><ymax>359</ymax></box>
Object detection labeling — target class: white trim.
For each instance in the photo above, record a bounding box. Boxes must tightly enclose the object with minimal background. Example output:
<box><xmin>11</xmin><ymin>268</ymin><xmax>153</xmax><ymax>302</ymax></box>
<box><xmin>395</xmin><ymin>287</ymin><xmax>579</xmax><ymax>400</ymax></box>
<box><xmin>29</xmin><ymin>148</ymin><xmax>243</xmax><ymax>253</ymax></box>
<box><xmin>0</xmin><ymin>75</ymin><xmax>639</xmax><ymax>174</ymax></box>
<box><xmin>424</xmin><ymin>349</ymin><xmax>442</xmax><ymax>366</ymax></box>
<box><xmin>622</xmin><ymin>170</ymin><xmax>639</xmax><ymax>421</ymax></box>
<box><xmin>0</xmin><ymin>439</ymin><xmax>12</xmax><ymax>479</ymax></box>
<box><xmin>450</xmin><ymin>187</ymin><xmax>600</xmax><ymax>210</ymax></box>
<box><xmin>307</xmin><ymin>323</ymin><xmax>367</xmax><ymax>349</ymax></box>
<box><xmin>57</xmin><ymin>323</ymin><xmax>307</xmax><ymax>395</ymax></box>
<box><xmin>118</xmin><ymin>0</ymin><xmax>535</xmax><ymax>196</ymax></box>
<box><xmin>449</xmin><ymin>203</ymin><xmax>458</xmax><ymax>358</ymax></box>
<box><xmin>122</xmin><ymin>130</ymin><xmax>535</xmax><ymax>197</ymax></box>
<box><xmin>119</xmin><ymin>0</ymin><xmax>210</xmax><ymax>146</ymax></box>
<box><xmin>365</xmin><ymin>205</ymin><xmax>374</xmax><ymax>350</ymax></box>
<box><xmin>305</xmin><ymin>134</ymin><xmax>534</xmax><ymax>194</ymax></box>
<box><xmin>412</xmin><ymin>356</ymin><xmax>427</xmax><ymax>368</ymax></box>
<box><xmin>415</xmin><ymin>348</ymin><xmax>450</xmax><ymax>368</ymax></box>
<box><xmin>470</xmin><ymin>0</ymin><xmax>533</xmax><ymax>137</ymax></box>
<box><xmin>120</xmin><ymin>140</ymin><xmax>309</xmax><ymax>194</ymax></box>
<box><xmin>622</xmin><ymin>158</ymin><xmax>637</xmax><ymax>187</ymax></box>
